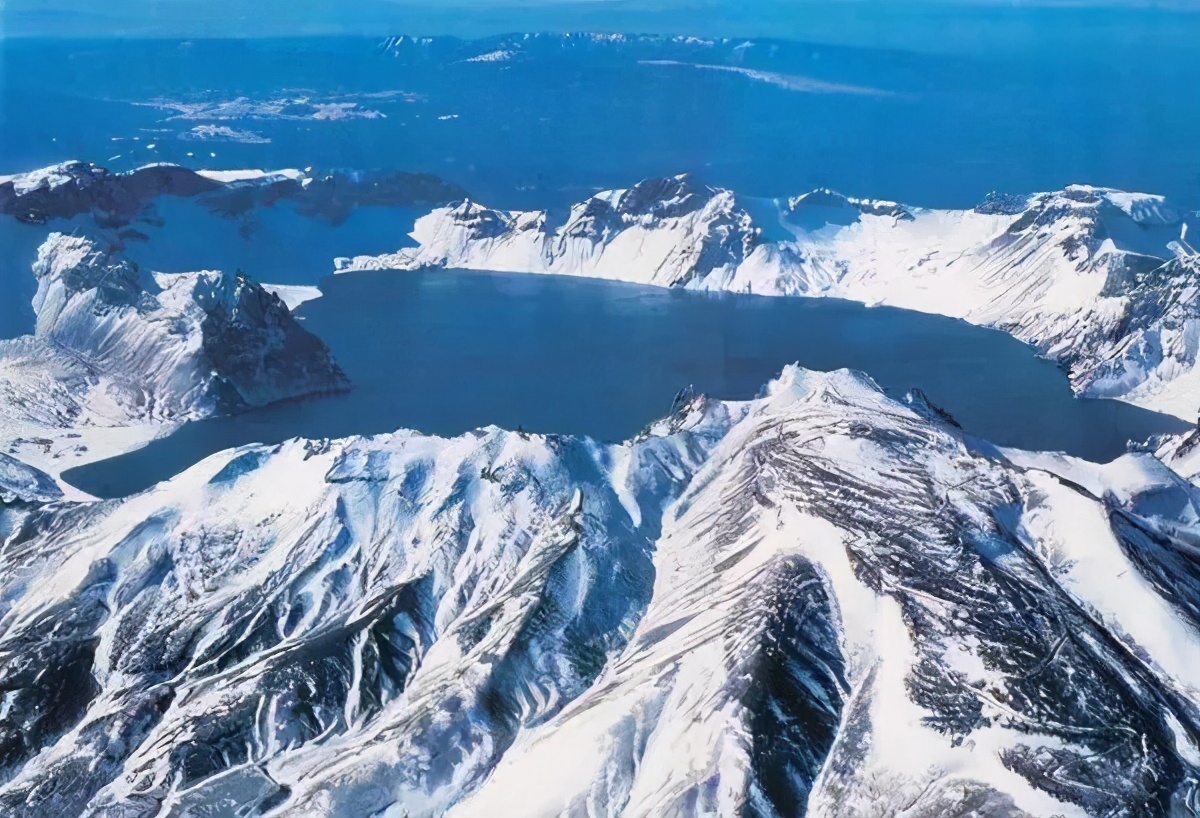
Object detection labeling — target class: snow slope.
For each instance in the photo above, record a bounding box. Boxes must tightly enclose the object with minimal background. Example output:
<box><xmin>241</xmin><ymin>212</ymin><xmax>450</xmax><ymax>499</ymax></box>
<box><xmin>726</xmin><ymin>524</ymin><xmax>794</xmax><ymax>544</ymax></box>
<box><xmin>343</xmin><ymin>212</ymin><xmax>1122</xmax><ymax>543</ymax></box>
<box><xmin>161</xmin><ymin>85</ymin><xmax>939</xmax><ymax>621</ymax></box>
<box><xmin>1159</xmin><ymin>428</ymin><xmax>1200</xmax><ymax>485</ymax></box>
<box><xmin>262</xmin><ymin>283</ymin><xmax>323</xmax><ymax>311</ymax></box>
<box><xmin>337</xmin><ymin>176</ymin><xmax>1200</xmax><ymax>420</ymax></box>
<box><xmin>0</xmin><ymin>233</ymin><xmax>348</xmax><ymax>479</ymax></box>
<box><xmin>0</xmin><ymin>452</ymin><xmax>61</xmax><ymax>506</ymax></box>
<box><xmin>2</xmin><ymin>367</ymin><xmax>1198</xmax><ymax>817</ymax></box>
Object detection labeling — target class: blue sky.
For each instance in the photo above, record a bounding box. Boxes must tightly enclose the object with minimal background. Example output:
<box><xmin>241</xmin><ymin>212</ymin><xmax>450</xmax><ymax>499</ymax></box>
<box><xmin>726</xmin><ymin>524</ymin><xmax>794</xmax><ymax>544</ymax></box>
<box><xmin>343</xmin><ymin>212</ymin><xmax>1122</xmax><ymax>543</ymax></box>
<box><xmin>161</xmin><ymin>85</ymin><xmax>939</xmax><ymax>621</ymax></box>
<box><xmin>3</xmin><ymin>0</ymin><xmax>1197</xmax><ymax>44</ymax></box>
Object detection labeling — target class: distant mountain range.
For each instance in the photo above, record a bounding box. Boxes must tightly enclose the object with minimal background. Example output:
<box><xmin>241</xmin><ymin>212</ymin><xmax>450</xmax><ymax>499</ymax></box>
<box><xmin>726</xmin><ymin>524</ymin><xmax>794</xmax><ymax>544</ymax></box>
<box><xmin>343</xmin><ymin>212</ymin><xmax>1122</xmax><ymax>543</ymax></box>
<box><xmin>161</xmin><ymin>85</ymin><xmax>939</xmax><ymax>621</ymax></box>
<box><xmin>0</xmin><ymin>161</ymin><xmax>466</xmax><ymax>227</ymax></box>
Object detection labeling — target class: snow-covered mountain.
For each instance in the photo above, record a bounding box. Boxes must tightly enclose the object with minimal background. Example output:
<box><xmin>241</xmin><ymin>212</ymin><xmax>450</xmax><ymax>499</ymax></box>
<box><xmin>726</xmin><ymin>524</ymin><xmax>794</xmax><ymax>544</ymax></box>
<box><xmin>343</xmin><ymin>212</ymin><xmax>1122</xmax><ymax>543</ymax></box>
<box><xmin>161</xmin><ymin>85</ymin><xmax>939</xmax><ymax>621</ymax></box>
<box><xmin>337</xmin><ymin>176</ymin><xmax>1200</xmax><ymax>420</ymax></box>
<box><xmin>3</xmin><ymin>162</ymin><xmax>1199</xmax><ymax>816</ymax></box>
<box><xmin>1159</xmin><ymin>428</ymin><xmax>1200</xmax><ymax>484</ymax></box>
<box><xmin>377</xmin><ymin>32</ymin><xmax>756</xmax><ymax>63</ymax></box>
<box><xmin>1</xmin><ymin>366</ymin><xmax>1198</xmax><ymax>817</ymax></box>
<box><xmin>0</xmin><ymin>232</ymin><xmax>348</xmax><ymax>475</ymax></box>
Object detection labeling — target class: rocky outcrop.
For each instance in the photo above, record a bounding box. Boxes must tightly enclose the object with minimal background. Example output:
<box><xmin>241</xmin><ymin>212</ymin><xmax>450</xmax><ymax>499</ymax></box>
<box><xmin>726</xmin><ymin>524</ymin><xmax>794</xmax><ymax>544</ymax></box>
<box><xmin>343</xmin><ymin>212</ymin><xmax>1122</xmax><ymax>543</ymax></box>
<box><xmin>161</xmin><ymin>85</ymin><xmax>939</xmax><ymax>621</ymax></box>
<box><xmin>1</xmin><ymin>233</ymin><xmax>349</xmax><ymax>437</ymax></box>
<box><xmin>0</xmin><ymin>161</ymin><xmax>467</xmax><ymax>228</ymax></box>
<box><xmin>0</xmin><ymin>162</ymin><xmax>220</xmax><ymax>226</ymax></box>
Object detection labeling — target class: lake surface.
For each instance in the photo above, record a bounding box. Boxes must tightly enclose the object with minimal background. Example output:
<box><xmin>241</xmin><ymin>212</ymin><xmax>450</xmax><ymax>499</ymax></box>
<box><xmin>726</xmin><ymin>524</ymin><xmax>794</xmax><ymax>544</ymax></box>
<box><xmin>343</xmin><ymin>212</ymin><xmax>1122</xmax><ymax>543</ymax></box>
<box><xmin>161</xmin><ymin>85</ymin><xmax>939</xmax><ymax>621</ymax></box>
<box><xmin>63</xmin><ymin>269</ymin><xmax>1190</xmax><ymax>498</ymax></box>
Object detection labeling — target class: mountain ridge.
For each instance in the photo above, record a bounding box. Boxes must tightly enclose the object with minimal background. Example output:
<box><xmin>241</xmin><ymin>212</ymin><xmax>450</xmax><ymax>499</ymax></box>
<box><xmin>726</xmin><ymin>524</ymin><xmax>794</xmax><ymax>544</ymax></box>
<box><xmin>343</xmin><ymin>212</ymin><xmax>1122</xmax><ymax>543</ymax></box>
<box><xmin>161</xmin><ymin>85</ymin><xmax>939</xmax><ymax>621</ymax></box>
<box><xmin>0</xmin><ymin>161</ymin><xmax>468</xmax><ymax>228</ymax></box>
<box><xmin>337</xmin><ymin>173</ymin><xmax>1200</xmax><ymax>421</ymax></box>
<box><xmin>2</xmin><ymin>366</ymin><xmax>1198</xmax><ymax>816</ymax></box>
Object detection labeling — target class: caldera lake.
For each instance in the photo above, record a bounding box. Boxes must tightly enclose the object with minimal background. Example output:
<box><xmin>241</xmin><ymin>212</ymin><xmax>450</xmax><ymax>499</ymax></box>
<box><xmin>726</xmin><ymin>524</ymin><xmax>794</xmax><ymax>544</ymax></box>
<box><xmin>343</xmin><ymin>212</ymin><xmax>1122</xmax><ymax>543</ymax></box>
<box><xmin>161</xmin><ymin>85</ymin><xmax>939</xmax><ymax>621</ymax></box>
<box><xmin>63</xmin><ymin>268</ymin><xmax>1191</xmax><ymax>498</ymax></box>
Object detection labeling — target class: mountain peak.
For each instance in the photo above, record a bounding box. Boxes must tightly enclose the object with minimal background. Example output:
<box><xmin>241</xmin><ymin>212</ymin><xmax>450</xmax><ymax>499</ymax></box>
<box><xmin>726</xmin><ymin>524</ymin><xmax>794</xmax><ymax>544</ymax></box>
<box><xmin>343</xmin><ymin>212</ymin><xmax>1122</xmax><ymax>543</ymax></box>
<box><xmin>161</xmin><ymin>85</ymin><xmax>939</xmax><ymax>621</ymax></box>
<box><xmin>18</xmin><ymin>232</ymin><xmax>349</xmax><ymax>422</ymax></box>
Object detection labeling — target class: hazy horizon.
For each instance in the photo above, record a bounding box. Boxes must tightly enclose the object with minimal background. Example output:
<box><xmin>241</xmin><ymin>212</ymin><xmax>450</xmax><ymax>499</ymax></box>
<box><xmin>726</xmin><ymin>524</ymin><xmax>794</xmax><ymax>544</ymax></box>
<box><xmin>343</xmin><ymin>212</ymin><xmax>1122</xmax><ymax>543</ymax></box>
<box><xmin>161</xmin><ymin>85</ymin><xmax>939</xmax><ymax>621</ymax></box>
<box><xmin>4</xmin><ymin>0</ymin><xmax>1199</xmax><ymax>53</ymax></box>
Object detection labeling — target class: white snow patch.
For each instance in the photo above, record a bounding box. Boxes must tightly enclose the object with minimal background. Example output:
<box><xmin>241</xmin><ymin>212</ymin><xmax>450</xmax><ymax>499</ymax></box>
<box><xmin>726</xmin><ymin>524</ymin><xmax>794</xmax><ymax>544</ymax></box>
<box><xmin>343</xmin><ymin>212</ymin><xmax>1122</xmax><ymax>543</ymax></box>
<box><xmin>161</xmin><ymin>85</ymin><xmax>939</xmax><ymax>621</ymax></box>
<box><xmin>640</xmin><ymin>60</ymin><xmax>892</xmax><ymax>97</ymax></box>
<box><xmin>195</xmin><ymin>168</ymin><xmax>305</xmax><ymax>183</ymax></box>
<box><xmin>465</xmin><ymin>49</ymin><xmax>513</xmax><ymax>63</ymax></box>
<box><xmin>262</xmin><ymin>284</ymin><xmax>323</xmax><ymax>311</ymax></box>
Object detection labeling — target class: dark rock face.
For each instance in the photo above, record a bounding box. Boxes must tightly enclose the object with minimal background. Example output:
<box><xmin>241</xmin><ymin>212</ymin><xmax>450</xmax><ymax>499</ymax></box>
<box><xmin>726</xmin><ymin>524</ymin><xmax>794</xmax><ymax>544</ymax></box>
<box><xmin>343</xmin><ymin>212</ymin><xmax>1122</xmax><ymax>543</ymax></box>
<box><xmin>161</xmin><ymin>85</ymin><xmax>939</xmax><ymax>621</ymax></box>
<box><xmin>444</xmin><ymin>200</ymin><xmax>517</xmax><ymax>239</ymax></box>
<box><xmin>905</xmin><ymin>388</ymin><xmax>963</xmax><ymax>429</ymax></box>
<box><xmin>198</xmin><ymin>272</ymin><xmax>351</xmax><ymax>412</ymax></box>
<box><xmin>974</xmin><ymin>190</ymin><xmax>1032</xmax><ymax>214</ymax></box>
<box><xmin>198</xmin><ymin>170</ymin><xmax>470</xmax><ymax>225</ymax></box>
<box><xmin>0</xmin><ymin>584</ymin><xmax>107</xmax><ymax>787</ymax></box>
<box><xmin>0</xmin><ymin>162</ymin><xmax>221</xmax><ymax>226</ymax></box>
<box><xmin>615</xmin><ymin>175</ymin><xmax>714</xmax><ymax>221</ymax></box>
<box><xmin>0</xmin><ymin>162</ymin><xmax>468</xmax><ymax>229</ymax></box>
<box><xmin>745</xmin><ymin>556</ymin><xmax>847</xmax><ymax>818</ymax></box>
<box><xmin>757</xmin><ymin>409</ymin><xmax>1196</xmax><ymax>815</ymax></box>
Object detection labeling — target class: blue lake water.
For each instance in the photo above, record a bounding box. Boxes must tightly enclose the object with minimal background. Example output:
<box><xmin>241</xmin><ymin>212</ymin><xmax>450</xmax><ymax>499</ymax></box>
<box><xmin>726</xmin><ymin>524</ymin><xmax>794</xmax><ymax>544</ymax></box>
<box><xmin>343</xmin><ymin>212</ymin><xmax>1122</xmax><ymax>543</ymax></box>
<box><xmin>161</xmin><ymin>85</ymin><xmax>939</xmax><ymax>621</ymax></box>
<box><xmin>3</xmin><ymin>33</ymin><xmax>1199</xmax><ymax>210</ymax></box>
<box><xmin>62</xmin><ymin>268</ymin><xmax>1191</xmax><ymax>498</ymax></box>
